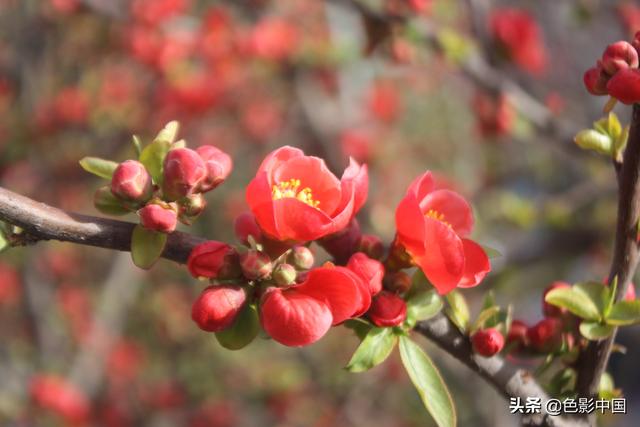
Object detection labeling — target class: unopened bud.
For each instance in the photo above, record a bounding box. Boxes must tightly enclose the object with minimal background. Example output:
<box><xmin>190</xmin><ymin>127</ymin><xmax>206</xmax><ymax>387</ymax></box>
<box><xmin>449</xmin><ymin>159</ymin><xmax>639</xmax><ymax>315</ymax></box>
<box><xmin>191</xmin><ymin>285</ymin><xmax>246</xmax><ymax>332</ymax></box>
<box><xmin>601</xmin><ymin>41</ymin><xmax>639</xmax><ymax>75</ymax></box>
<box><xmin>196</xmin><ymin>145</ymin><xmax>232</xmax><ymax>192</ymax></box>
<box><xmin>366</xmin><ymin>291</ymin><xmax>407</xmax><ymax>327</ymax></box>
<box><xmin>606</xmin><ymin>68</ymin><xmax>640</xmax><ymax>105</ymax></box>
<box><xmin>139</xmin><ymin>204</ymin><xmax>177</xmax><ymax>233</ymax></box>
<box><xmin>111</xmin><ymin>160</ymin><xmax>153</xmax><ymax>203</ymax></box>
<box><xmin>234</xmin><ymin>212</ymin><xmax>263</xmax><ymax>246</ymax></box>
<box><xmin>187</xmin><ymin>241</ymin><xmax>236</xmax><ymax>279</ymax></box>
<box><xmin>384</xmin><ymin>271</ymin><xmax>412</xmax><ymax>294</ymax></box>
<box><xmin>240</xmin><ymin>250</ymin><xmax>272</xmax><ymax>280</ymax></box>
<box><xmin>471</xmin><ymin>328</ymin><xmax>505</xmax><ymax>357</ymax></box>
<box><xmin>162</xmin><ymin>148</ymin><xmax>207</xmax><ymax>201</ymax></box>
<box><xmin>289</xmin><ymin>246</ymin><xmax>314</xmax><ymax>270</ymax></box>
<box><xmin>506</xmin><ymin>319</ymin><xmax>529</xmax><ymax>353</ymax></box>
<box><xmin>527</xmin><ymin>318</ymin><xmax>563</xmax><ymax>353</ymax></box>
<box><xmin>272</xmin><ymin>263</ymin><xmax>297</xmax><ymax>286</ymax></box>
<box><xmin>178</xmin><ymin>193</ymin><xmax>207</xmax><ymax>223</ymax></box>
<box><xmin>583</xmin><ymin>66</ymin><xmax>609</xmax><ymax>96</ymax></box>
<box><xmin>359</xmin><ymin>234</ymin><xmax>385</xmax><ymax>260</ymax></box>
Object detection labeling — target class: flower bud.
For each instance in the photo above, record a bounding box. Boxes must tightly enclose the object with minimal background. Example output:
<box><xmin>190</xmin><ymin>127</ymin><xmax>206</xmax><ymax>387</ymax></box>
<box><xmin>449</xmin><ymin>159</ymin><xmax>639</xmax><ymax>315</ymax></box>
<box><xmin>583</xmin><ymin>66</ymin><xmax>609</xmax><ymax>96</ymax></box>
<box><xmin>196</xmin><ymin>145</ymin><xmax>232</xmax><ymax>192</ymax></box>
<box><xmin>384</xmin><ymin>271</ymin><xmax>412</xmax><ymax>294</ymax></box>
<box><xmin>272</xmin><ymin>263</ymin><xmax>297</xmax><ymax>286</ymax></box>
<box><xmin>111</xmin><ymin>160</ymin><xmax>153</xmax><ymax>203</ymax></box>
<box><xmin>191</xmin><ymin>285</ymin><xmax>246</xmax><ymax>332</ymax></box>
<box><xmin>471</xmin><ymin>328</ymin><xmax>505</xmax><ymax>357</ymax></box>
<box><xmin>288</xmin><ymin>246</ymin><xmax>314</xmax><ymax>270</ymax></box>
<box><xmin>506</xmin><ymin>319</ymin><xmax>529</xmax><ymax>352</ymax></box>
<box><xmin>543</xmin><ymin>281</ymin><xmax>570</xmax><ymax>317</ymax></box>
<box><xmin>347</xmin><ymin>252</ymin><xmax>383</xmax><ymax>296</ymax></box>
<box><xmin>139</xmin><ymin>204</ymin><xmax>178</xmax><ymax>233</ymax></box>
<box><xmin>318</xmin><ymin>219</ymin><xmax>362</xmax><ymax>264</ymax></box>
<box><xmin>162</xmin><ymin>148</ymin><xmax>207</xmax><ymax>201</ymax></box>
<box><xmin>178</xmin><ymin>193</ymin><xmax>207</xmax><ymax>223</ymax></box>
<box><xmin>240</xmin><ymin>250</ymin><xmax>272</xmax><ymax>280</ymax></box>
<box><xmin>606</xmin><ymin>68</ymin><xmax>640</xmax><ymax>105</ymax></box>
<box><xmin>574</xmin><ymin>129</ymin><xmax>613</xmax><ymax>155</ymax></box>
<box><xmin>188</xmin><ymin>241</ymin><xmax>236</xmax><ymax>279</ymax></box>
<box><xmin>527</xmin><ymin>318</ymin><xmax>563</xmax><ymax>353</ymax></box>
<box><xmin>234</xmin><ymin>212</ymin><xmax>263</xmax><ymax>246</ymax></box>
<box><xmin>358</xmin><ymin>234</ymin><xmax>385</xmax><ymax>260</ymax></box>
<box><xmin>367</xmin><ymin>291</ymin><xmax>407</xmax><ymax>327</ymax></box>
<box><xmin>601</xmin><ymin>41</ymin><xmax>639</xmax><ymax>75</ymax></box>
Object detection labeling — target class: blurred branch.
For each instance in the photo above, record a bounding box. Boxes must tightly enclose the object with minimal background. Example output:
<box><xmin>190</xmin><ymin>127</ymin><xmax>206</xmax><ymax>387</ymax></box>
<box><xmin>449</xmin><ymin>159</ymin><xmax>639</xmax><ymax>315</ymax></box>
<box><xmin>0</xmin><ymin>185</ymin><xmax>586</xmax><ymax>427</ymax></box>
<box><xmin>576</xmin><ymin>105</ymin><xmax>640</xmax><ymax>410</ymax></box>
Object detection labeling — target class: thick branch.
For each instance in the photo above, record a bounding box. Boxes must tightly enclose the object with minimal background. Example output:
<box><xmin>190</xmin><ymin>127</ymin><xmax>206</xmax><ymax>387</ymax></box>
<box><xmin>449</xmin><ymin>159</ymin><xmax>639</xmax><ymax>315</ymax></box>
<box><xmin>576</xmin><ymin>105</ymin><xmax>640</xmax><ymax>399</ymax></box>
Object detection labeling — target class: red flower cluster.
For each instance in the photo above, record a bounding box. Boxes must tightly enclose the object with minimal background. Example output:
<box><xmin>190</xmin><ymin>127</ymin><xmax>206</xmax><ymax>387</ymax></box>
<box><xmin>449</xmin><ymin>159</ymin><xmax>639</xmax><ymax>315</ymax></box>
<box><xmin>584</xmin><ymin>35</ymin><xmax>640</xmax><ymax>104</ymax></box>
<box><xmin>395</xmin><ymin>171</ymin><xmax>490</xmax><ymax>295</ymax></box>
<box><xmin>30</xmin><ymin>375</ymin><xmax>90</xmax><ymax>424</ymax></box>
<box><xmin>489</xmin><ymin>8</ymin><xmax>547</xmax><ymax>76</ymax></box>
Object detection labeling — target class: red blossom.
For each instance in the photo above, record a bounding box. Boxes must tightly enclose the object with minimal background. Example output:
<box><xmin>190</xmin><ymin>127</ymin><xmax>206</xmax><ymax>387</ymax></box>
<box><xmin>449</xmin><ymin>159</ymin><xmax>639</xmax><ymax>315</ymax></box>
<box><xmin>30</xmin><ymin>375</ymin><xmax>90</xmax><ymax>424</ymax></box>
<box><xmin>347</xmin><ymin>252</ymin><xmax>384</xmax><ymax>296</ymax></box>
<box><xmin>471</xmin><ymin>328</ymin><xmax>505</xmax><ymax>357</ymax></box>
<box><xmin>191</xmin><ymin>285</ymin><xmax>247</xmax><ymax>332</ymax></box>
<box><xmin>246</xmin><ymin>146</ymin><xmax>368</xmax><ymax>242</ymax></box>
<box><xmin>247</xmin><ymin>19</ymin><xmax>298</xmax><ymax>61</ymax></box>
<box><xmin>138</xmin><ymin>204</ymin><xmax>178</xmax><ymax>233</ymax></box>
<box><xmin>395</xmin><ymin>171</ymin><xmax>490</xmax><ymax>294</ymax></box>
<box><xmin>607</xmin><ymin>67</ymin><xmax>640</xmax><ymax>104</ymax></box>
<box><xmin>366</xmin><ymin>291</ymin><xmax>407</xmax><ymax>327</ymax></box>
<box><xmin>111</xmin><ymin>160</ymin><xmax>153</xmax><ymax>203</ymax></box>
<box><xmin>187</xmin><ymin>241</ymin><xmax>236</xmax><ymax>279</ymax></box>
<box><xmin>196</xmin><ymin>145</ymin><xmax>233</xmax><ymax>192</ymax></box>
<box><xmin>162</xmin><ymin>148</ymin><xmax>207</xmax><ymax>201</ymax></box>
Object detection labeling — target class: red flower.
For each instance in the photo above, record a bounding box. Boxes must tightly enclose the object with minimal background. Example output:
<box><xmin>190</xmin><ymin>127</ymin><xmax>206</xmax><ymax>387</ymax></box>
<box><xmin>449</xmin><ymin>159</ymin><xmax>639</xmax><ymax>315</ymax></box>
<box><xmin>347</xmin><ymin>252</ymin><xmax>384</xmax><ymax>296</ymax></box>
<box><xmin>248</xmin><ymin>19</ymin><xmax>298</xmax><ymax>61</ymax></box>
<box><xmin>246</xmin><ymin>146</ymin><xmax>368</xmax><ymax>242</ymax></box>
<box><xmin>191</xmin><ymin>285</ymin><xmax>246</xmax><ymax>332</ymax></box>
<box><xmin>259</xmin><ymin>266</ymin><xmax>368</xmax><ymax>346</ymax></box>
<box><xmin>395</xmin><ymin>172</ymin><xmax>490</xmax><ymax>294</ymax></box>
<box><xmin>607</xmin><ymin>68</ymin><xmax>640</xmax><ymax>104</ymax></box>
<box><xmin>187</xmin><ymin>241</ymin><xmax>236</xmax><ymax>279</ymax></box>
<box><xmin>367</xmin><ymin>291</ymin><xmax>407</xmax><ymax>327</ymax></box>
<box><xmin>139</xmin><ymin>204</ymin><xmax>178</xmax><ymax>233</ymax></box>
<box><xmin>30</xmin><ymin>375</ymin><xmax>90</xmax><ymax>424</ymax></box>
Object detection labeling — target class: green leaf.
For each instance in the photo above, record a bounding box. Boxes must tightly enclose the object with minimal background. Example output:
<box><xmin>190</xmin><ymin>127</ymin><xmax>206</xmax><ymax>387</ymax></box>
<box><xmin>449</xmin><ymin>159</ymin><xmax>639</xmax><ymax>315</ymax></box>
<box><xmin>472</xmin><ymin>306</ymin><xmax>501</xmax><ymax>333</ymax></box>
<box><xmin>132</xmin><ymin>135</ymin><xmax>143</xmax><ymax>156</ymax></box>
<box><xmin>574</xmin><ymin>281</ymin><xmax>611</xmax><ymax>315</ymax></box>
<box><xmin>406</xmin><ymin>290</ymin><xmax>443</xmax><ymax>327</ymax></box>
<box><xmin>579</xmin><ymin>322</ymin><xmax>615</xmax><ymax>341</ymax></box>
<box><xmin>399</xmin><ymin>336</ymin><xmax>456</xmax><ymax>427</ymax></box>
<box><xmin>215</xmin><ymin>303</ymin><xmax>260</xmax><ymax>350</ymax></box>
<box><xmin>155</xmin><ymin>120</ymin><xmax>180</xmax><ymax>144</ymax></box>
<box><xmin>93</xmin><ymin>186</ymin><xmax>130</xmax><ymax>216</ymax></box>
<box><xmin>574</xmin><ymin>129</ymin><xmax>612</xmax><ymax>155</ymax></box>
<box><xmin>79</xmin><ymin>157</ymin><xmax>119</xmax><ymax>180</ymax></box>
<box><xmin>548</xmin><ymin>368</ymin><xmax>577</xmax><ymax>396</ymax></box>
<box><xmin>407</xmin><ymin>269</ymin><xmax>430</xmax><ymax>299</ymax></box>
<box><xmin>346</xmin><ymin>327</ymin><xmax>397</xmax><ymax>373</ymax></box>
<box><xmin>0</xmin><ymin>223</ymin><xmax>8</xmax><ymax>253</ymax></box>
<box><xmin>139</xmin><ymin>140</ymin><xmax>171</xmax><ymax>185</ymax></box>
<box><xmin>344</xmin><ymin>318</ymin><xmax>373</xmax><ymax>341</ymax></box>
<box><xmin>445</xmin><ymin>290</ymin><xmax>469</xmax><ymax>332</ymax></box>
<box><xmin>606</xmin><ymin>300</ymin><xmax>640</xmax><ymax>326</ymax></box>
<box><xmin>131</xmin><ymin>225</ymin><xmax>167</xmax><ymax>269</ymax></box>
<box><xmin>545</xmin><ymin>287</ymin><xmax>601</xmax><ymax>321</ymax></box>
<box><xmin>482</xmin><ymin>291</ymin><xmax>496</xmax><ymax>311</ymax></box>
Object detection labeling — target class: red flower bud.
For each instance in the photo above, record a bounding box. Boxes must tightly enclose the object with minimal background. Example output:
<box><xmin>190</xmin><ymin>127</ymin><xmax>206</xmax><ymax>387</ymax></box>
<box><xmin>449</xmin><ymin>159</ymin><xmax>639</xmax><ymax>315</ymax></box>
<box><xmin>240</xmin><ymin>250</ymin><xmax>272</xmax><ymax>280</ymax></box>
<box><xmin>188</xmin><ymin>241</ymin><xmax>236</xmax><ymax>279</ymax></box>
<box><xmin>318</xmin><ymin>219</ymin><xmax>362</xmax><ymax>264</ymax></box>
<box><xmin>358</xmin><ymin>234</ymin><xmax>385</xmax><ymax>260</ymax></box>
<box><xmin>543</xmin><ymin>281</ymin><xmax>570</xmax><ymax>317</ymax></box>
<box><xmin>367</xmin><ymin>291</ymin><xmax>407</xmax><ymax>327</ymax></box>
<box><xmin>601</xmin><ymin>41</ymin><xmax>639</xmax><ymax>75</ymax></box>
<box><xmin>288</xmin><ymin>246</ymin><xmax>314</xmax><ymax>270</ymax></box>
<box><xmin>506</xmin><ymin>319</ymin><xmax>529</xmax><ymax>352</ymax></box>
<box><xmin>139</xmin><ymin>204</ymin><xmax>177</xmax><ymax>233</ymax></box>
<box><xmin>527</xmin><ymin>318</ymin><xmax>563</xmax><ymax>353</ymax></box>
<box><xmin>191</xmin><ymin>285</ymin><xmax>246</xmax><ymax>332</ymax></box>
<box><xmin>234</xmin><ymin>212</ymin><xmax>263</xmax><ymax>246</ymax></box>
<box><xmin>178</xmin><ymin>193</ymin><xmax>207</xmax><ymax>222</ymax></box>
<box><xmin>272</xmin><ymin>263</ymin><xmax>297</xmax><ymax>286</ymax></box>
<box><xmin>471</xmin><ymin>328</ymin><xmax>505</xmax><ymax>357</ymax></box>
<box><xmin>347</xmin><ymin>252</ymin><xmax>383</xmax><ymax>296</ymax></box>
<box><xmin>196</xmin><ymin>145</ymin><xmax>232</xmax><ymax>192</ymax></box>
<box><xmin>607</xmin><ymin>68</ymin><xmax>640</xmax><ymax>104</ymax></box>
<box><xmin>583</xmin><ymin>66</ymin><xmax>609</xmax><ymax>96</ymax></box>
<box><xmin>162</xmin><ymin>148</ymin><xmax>207</xmax><ymax>201</ymax></box>
<box><xmin>384</xmin><ymin>271</ymin><xmax>412</xmax><ymax>294</ymax></box>
<box><xmin>111</xmin><ymin>160</ymin><xmax>153</xmax><ymax>203</ymax></box>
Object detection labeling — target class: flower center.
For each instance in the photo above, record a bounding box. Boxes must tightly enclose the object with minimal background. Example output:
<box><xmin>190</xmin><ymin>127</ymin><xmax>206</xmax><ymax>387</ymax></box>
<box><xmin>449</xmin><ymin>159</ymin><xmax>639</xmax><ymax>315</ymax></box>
<box><xmin>272</xmin><ymin>178</ymin><xmax>320</xmax><ymax>209</ymax></box>
<box><xmin>425</xmin><ymin>209</ymin><xmax>451</xmax><ymax>227</ymax></box>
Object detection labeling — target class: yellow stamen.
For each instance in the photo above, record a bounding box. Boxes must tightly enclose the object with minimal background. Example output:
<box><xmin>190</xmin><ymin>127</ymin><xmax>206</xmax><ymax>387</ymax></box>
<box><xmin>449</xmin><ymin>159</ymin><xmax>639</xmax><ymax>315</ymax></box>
<box><xmin>272</xmin><ymin>178</ymin><xmax>320</xmax><ymax>209</ymax></box>
<box><xmin>425</xmin><ymin>209</ymin><xmax>451</xmax><ymax>227</ymax></box>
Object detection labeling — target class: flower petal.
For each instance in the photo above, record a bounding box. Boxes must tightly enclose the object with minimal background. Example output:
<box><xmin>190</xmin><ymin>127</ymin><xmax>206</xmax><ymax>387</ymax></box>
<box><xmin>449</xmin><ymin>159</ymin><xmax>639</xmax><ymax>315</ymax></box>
<box><xmin>272</xmin><ymin>198</ymin><xmax>334</xmax><ymax>241</ymax></box>
<box><xmin>395</xmin><ymin>193</ymin><xmax>427</xmax><ymax>256</ymax></box>
<box><xmin>339</xmin><ymin>158</ymin><xmax>368</xmax><ymax>215</ymax></box>
<box><xmin>256</xmin><ymin>146</ymin><xmax>303</xmax><ymax>178</ymax></box>
<box><xmin>406</xmin><ymin>171</ymin><xmax>435</xmax><ymax>200</ymax></box>
<box><xmin>420</xmin><ymin>189</ymin><xmax>474</xmax><ymax>237</ymax></box>
<box><xmin>458</xmin><ymin>239</ymin><xmax>491</xmax><ymax>288</ymax></box>
<box><xmin>260</xmin><ymin>287</ymin><xmax>332</xmax><ymax>347</ymax></box>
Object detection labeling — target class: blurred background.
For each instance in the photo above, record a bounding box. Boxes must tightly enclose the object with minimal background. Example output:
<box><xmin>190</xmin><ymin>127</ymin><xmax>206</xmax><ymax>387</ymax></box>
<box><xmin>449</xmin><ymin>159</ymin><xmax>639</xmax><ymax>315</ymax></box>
<box><xmin>0</xmin><ymin>0</ymin><xmax>639</xmax><ymax>426</ymax></box>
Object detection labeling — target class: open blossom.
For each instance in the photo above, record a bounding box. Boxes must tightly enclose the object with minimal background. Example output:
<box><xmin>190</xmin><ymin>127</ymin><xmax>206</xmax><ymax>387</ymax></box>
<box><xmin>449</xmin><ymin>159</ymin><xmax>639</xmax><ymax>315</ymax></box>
<box><xmin>395</xmin><ymin>172</ymin><xmax>490</xmax><ymax>294</ymax></box>
<box><xmin>246</xmin><ymin>146</ymin><xmax>368</xmax><ymax>242</ymax></box>
<box><xmin>260</xmin><ymin>266</ymin><xmax>369</xmax><ymax>346</ymax></box>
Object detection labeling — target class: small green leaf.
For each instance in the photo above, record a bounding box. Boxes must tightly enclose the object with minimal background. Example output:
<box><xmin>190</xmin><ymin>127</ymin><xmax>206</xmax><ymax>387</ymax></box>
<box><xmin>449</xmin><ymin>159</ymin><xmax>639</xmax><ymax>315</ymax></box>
<box><xmin>574</xmin><ymin>281</ymin><xmax>611</xmax><ymax>315</ymax></box>
<box><xmin>79</xmin><ymin>157</ymin><xmax>119</xmax><ymax>180</ymax></box>
<box><xmin>215</xmin><ymin>303</ymin><xmax>260</xmax><ymax>350</ymax></box>
<box><xmin>406</xmin><ymin>290</ymin><xmax>443</xmax><ymax>327</ymax></box>
<box><xmin>545</xmin><ymin>287</ymin><xmax>601</xmax><ymax>321</ymax></box>
<box><xmin>139</xmin><ymin>140</ymin><xmax>171</xmax><ymax>185</ymax></box>
<box><xmin>399</xmin><ymin>336</ymin><xmax>456</xmax><ymax>427</ymax></box>
<box><xmin>445</xmin><ymin>290</ymin><xmax>469</xmax><ymax>332</ymax></box>
<box><xmin>131</xmin><ymin>225</ymin><xmax>167</xmax><ymax>269</ymax></box>
<box><xmin>472</xmin><ymin>306</ymin><xmax>501</xmax><ymax>333</ymax></box>
<box><xmin>606</xmin><ymin>112</ymin><xmax>622</xmax><ymax>140</ymax></box>
<box><xmin>407</xmin><ymin>269</ymin><xmax>430</xmax><ymax>299</ymax></box>
<box><xmin>343</xmin><ymin>318</ymin><xmax>373</xmax><ymax>341</ymax></box>
<box><xmin>132</xmin><ymin>135</ymin><xmax>143</xmax><ymax>156</ymax></box>
<box><xmin>0</xmin><ymin>223</ymin><xmax>8</xmax><ymax>253</ymax></box>
<box><xmin>548</xmin><ymin>368</ymin><xmax>577</xmax><ymax>396</ymax></box>
<box><xmin>482</xmin><ymin>291</ymin><xmax>496</xmax><ymax>311</ymax></box>
<box><xmin>606</xmin><ymin>300</ymin><xmax>640</xmax><ymax>326</ymax></box>
<box><xmin>579</xmin><ymin>322</ymin><xmax>615</xmax><ymax>340</ymax></box>
<box><xmin>155</xmin><ymin>120</ymin><xmax>180</xmax><ymax>144</ymax></box>
<box><xmin>574</xmin><ymin>129</ymin><xmax>612</xmax><ymax>155</ymax></box>
<box><xmin>346</xmin><ymin>327</ymin><xmax>397</xmax><ymax>373</ymax></box>
<box><xmin>93</xmin><ymin>186</ymin><xmax>130</xmax><ymax>216</ymax></box>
